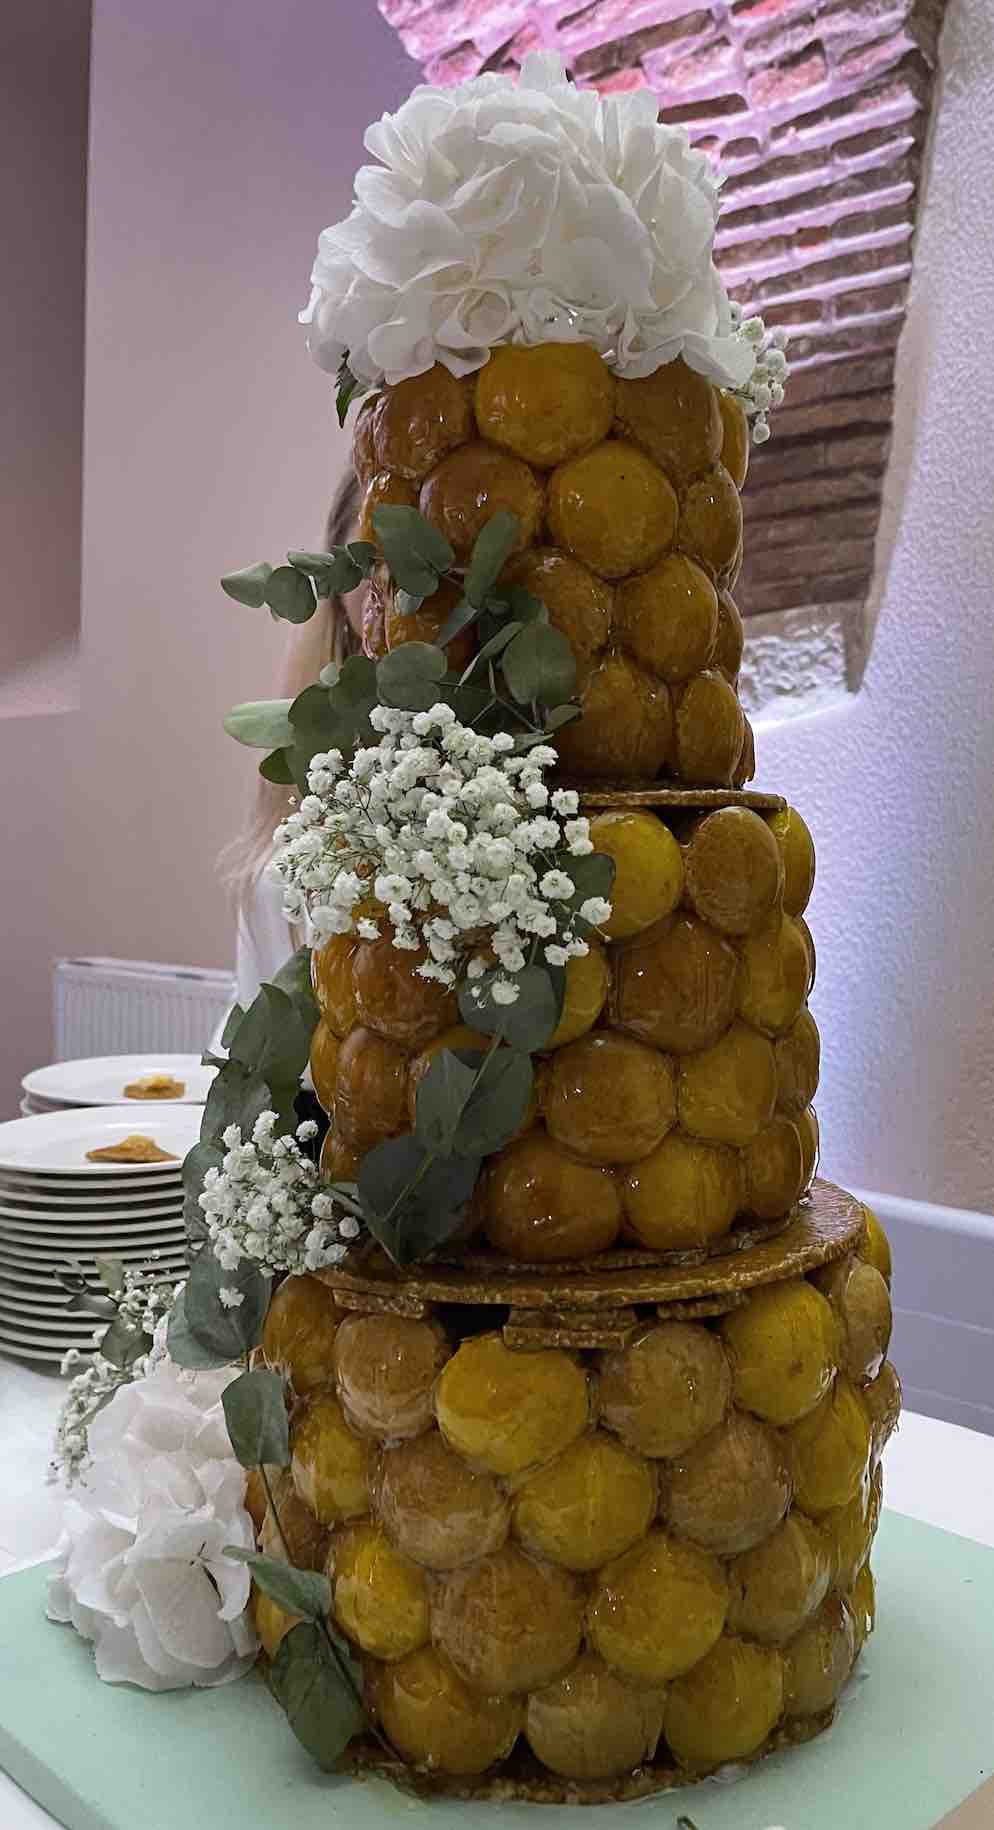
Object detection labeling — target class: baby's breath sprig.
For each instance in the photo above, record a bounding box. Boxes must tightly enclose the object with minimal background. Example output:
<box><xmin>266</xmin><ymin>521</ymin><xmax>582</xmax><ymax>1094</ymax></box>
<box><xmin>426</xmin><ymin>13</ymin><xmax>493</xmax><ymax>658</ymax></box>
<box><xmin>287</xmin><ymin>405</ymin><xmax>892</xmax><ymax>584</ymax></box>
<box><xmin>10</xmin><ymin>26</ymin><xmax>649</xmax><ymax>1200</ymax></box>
<box><xmin>728</xmin><ymin>303</ymin><xmax>790</xmax><ymax>444</ymax></box>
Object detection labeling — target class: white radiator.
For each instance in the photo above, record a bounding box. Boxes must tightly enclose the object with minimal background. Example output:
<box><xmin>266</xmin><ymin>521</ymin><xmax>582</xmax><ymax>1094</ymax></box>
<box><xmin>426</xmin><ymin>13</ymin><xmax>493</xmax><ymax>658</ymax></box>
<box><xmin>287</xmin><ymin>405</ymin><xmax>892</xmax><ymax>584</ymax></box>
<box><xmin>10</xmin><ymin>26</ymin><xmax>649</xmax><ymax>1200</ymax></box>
<box><xmin>855</xmin><ymin>1186</ymin><xmax>994</xmax><ymax>1439</ymax></box>
<box><xmin>53</xmin><ymin>957</ymin><xmax>236</xmax><ymax>1059</ymax></box>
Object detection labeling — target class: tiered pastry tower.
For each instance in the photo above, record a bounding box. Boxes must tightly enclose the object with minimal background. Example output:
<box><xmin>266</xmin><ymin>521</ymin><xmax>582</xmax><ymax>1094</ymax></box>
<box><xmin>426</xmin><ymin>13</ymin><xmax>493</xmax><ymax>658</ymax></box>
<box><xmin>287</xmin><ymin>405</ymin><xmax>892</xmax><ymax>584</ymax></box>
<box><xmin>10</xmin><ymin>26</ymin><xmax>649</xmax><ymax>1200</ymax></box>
<box><xmin>256</xmin><ymin>345</ymin><xmax>900</xmax><ymax>1802</ymax></box>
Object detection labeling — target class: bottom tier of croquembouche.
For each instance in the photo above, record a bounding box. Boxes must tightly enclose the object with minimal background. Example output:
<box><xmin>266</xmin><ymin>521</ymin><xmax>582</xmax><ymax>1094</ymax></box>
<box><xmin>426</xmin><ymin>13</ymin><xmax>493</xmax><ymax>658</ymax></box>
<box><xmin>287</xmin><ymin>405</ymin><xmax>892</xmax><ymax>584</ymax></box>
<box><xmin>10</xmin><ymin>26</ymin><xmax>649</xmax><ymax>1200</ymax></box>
<box><xmin>49</xmin><ymin>49</ymin><xmax>902</xmax><ymax>1816</ymax></box>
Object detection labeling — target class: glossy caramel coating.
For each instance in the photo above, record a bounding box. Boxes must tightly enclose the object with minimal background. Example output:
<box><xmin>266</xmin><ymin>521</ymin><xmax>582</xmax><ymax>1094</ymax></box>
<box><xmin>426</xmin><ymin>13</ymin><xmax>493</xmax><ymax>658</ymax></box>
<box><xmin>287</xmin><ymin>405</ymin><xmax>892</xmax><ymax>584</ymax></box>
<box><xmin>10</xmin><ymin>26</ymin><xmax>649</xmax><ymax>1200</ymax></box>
<box><xmin>622</xmin><ymin>1130</ymin><xmax>742</xmax><ymax>1250</ymax></box>
<box><xmin>373</xmin><ymin>364</ymin><xmax>474</xmax><ymax>480</ymax></box>
<box><xmin>850</xmin><ymin>1562</ymin><xmax>876</xmax><ymax>1650</ymax></box>
<box><xmin>599</xmin><ymin>1321</ymin><xmax>732</xmax><ymax>1459</ymax></box>
<box><xmin>543</xmin><ymin>1032</ymin><xmax>677</xmax><ymax>1165</ymax></box>
<box><xmin>512</xmin><ymin>1432</ymin><xmax>656</xmax><ymax>1571</ymax></box>
<box><xmin>360</xmin><ymin>577</ymin><xmax>389</xmax><ymax>658</ymax></box>
<box><xmin>330</xmin><ymin>1520</ymin><xmax>430</xmax><ymax>1661</ymax></box>
<box><xmin>546</xmin><ymin>941</ymin><xmax>609</xmax><ymax>1049</ymax></box>
<box><xmin>737</xmin><ymin>914</ymin><xmax>811</xmax><ymax>1036</ymax></box>
<box><xmin>664</xmin><ymin>1635</ymin><xmax>784</xmax><ymax>1768</ymax></box>
<box><xmin>333</xmin><ymin>1026</ymin><xmax>409</xmax><ymax>1152</ymax></box>
<box><xmin>308</xmin><ymin>1019</ymin><xmax>340</xmax><ymax>1111</ymax></box>
<box><xmin>406</xmin><ymin>1024</ymin><xmax>489</xmax><ymax>1127</ymax></box>
<box><xmin>547</xmin><ymin>440</ymin><xmax>678</xmax><ymax>579</ymax></box>
<box><xmin>713</xmin><ymin>587</ymin><xmax>745</xmax><ymax>682</ymax></box>
<box><xmin>433</xmin><ymin>1544</ymin><xmax>584</xmax><ymax>1694</ymax></box>
<box><xmin>786</xmin><ymin>1377</ymin><xmax>871</xmax><ymax>1516</ymax></box>
<box><xmin>718</xmin><ymin>390</ymin><xmax>750</xmax><ymax>489</ymax></box>
<box><xmin>677</xmin><ymin>464</ymin><xmax>743</xmax><ymax>578</ymax></box>
<box><xmin>673</xmin><ymin>669</ymin><xmax>745</xmax><ymax>786</ymax></box>
<box><xmin>677</xmin><ymin>1020</ymin><xmax>777</xmax><ymax>1148</ymax></box>
<box><xmin>556</xmin><ymin>652</ymin><xmax>673</xmax><ymax>780</ymax></box>
<box><xmin>719</xmin><ymin>1279</ymin><xmax>839</xmax><ymax>1426</ymax></box>
<box><xmin>260</xmin><ymin>1471</ymin><xmax>330</xmax><ymax>1573</ymax></box>
<box><xmin>333</xmin><ymin>1312</ymin><xmax>449</xmax><ymax>1440</ymax></box>
<box><xmin>254</xmin><ymin>1588</ymin><xmax>300</xmax><ymax>1659</ymax></box>
<box><xmin>766</xmin><ymin>806</ymin><xmax>816</xmax><ymax>917</ymax></box>
<box><xmin>434</xmin><ymin>1333</ymin><xmax>589</xmax><ymax>1478</ymax></box>
<box><xmin>589</xmin><ymin>810</ymin><xmax>684</xmax><ymax>940</ymax></box>
<box><xmin>811</xmin><ymin>1254</ymin><xmax>892</xmax><ymax>1386</ymax></box>
<box><xmin>614</xmin><ymin>358</ymin><xmax>722</xmax><ymax>487</ymax></box>
<box><xmin>732</xmin><ymin>712</ymin><xmax>756</xmax><ymax>786</ymax></box>
<box><xmin>359</xmin><ymin>471</ymin><xmax>419</xmax><ymax>545</ymax></box>
<box><xmin>474</xmin><ymin>343</ymin><xmax>616</xmax><ymax>467</ymax></box>
<box><xmin>420</xmin><ymin>441</ymin><xmax>543</xmax><ymax>559</ymax></box>
<box><xmin>743</xmin><ymin>1115</ymin><xmax>805</xmax><ymax>1219</ymax></box>
<box><xmin>684</xmin><ymin>807</ymin><xmax>784</xmax><ymax>937</ymax></box>
<box><xmin>352</xmin><ymin>394</ymin><xmax>378</xmax><ymax>487</ymax></box>
<box><xmin>664</xmin><ymin>1410</ymin><xmax>792</xmax><ymax>1555</ymax></box>
<box><xmin>858</xmin><ymin>1202</ymin><xmax>893</xmax><ymax>1283</ymax></box>
<box><xmin>483</xmin><ymin>1129</ymin><xmax>622</xmax><ymax>1262</ymax></box>
<box><xmin>727</xmin><ymin>1512</ymin><xmax>831</xmax><ymax>1645</ymax></box>
<box><xmin>775</xmin><ymin>1007</ymin><xmax>821</xmax><ymax>1117</ymax></box>
<box><xmin>319</xmin><ymin>1128</ymin><xmax>361</xmax><ymax>1182</ymax></box>
<box><xmin>290</xmin><ymin>1391</ymin><xmax>371</xmax><ymax>1525</ymax></box>
<box><xmin>525</xmin><ymin>1652</ymin><xmax>665</xmax><ymax>1780</ymax></box>
<box><xmin>615</xmin><ymin>552</ymin><xmax>718</xmax><ymax>684</ymax></box>
<box><xmin>260</xmin><ymin>1272</ymin><xmax>340</xmax><ymax>1396</ymax></box>
<box><xmin>612</xmin><ymin>912</ymin><xmax>740</xmax><ymax>1055</ymax></box>
<box><xmin>312</xmin><ymin>934</ymin><xmax>359</xmax><ymax>1036</ymax></box>
<box><xmin>783</xmin><ymin>1594</ymin><xmax>855</xmax><ymax>1718</ymax></box>
<box><xmin>588</xmin><ymin>1529</ymin><xmax>728</xmax><ymax>1683</ymax></box>
<box><xmin>820</xmin><ymin>1461</ymin><xmax>881</xmax><ymax>1590</ymax></box>
<box><xmin>863</xmin><ymin>1360</ymin><xmax>902</xmax><ymax>1461</ymax></box>
<box><xmin>352</xmin><ymin>935</ymin><xmax>457</xmax><ymax>1048</ymax></box>
<box><xmin>797</xmin><ymin>1104</ymin><xmax>820</xmax><ymax>1194</ymax></box>
<box><xmin>374</xmin><ymin>1430</ymin><xmax>510</xmax><ymax>1571</ymax></box>
<box><xmin>502</xmin><ymin>546</ymin><xmax>613</xmax><ymax>663</ymax></box>
<box><xmin>370</xmin><ymin>1645</ymin><xmax>522</xmax><ymax>1775</ymax></box>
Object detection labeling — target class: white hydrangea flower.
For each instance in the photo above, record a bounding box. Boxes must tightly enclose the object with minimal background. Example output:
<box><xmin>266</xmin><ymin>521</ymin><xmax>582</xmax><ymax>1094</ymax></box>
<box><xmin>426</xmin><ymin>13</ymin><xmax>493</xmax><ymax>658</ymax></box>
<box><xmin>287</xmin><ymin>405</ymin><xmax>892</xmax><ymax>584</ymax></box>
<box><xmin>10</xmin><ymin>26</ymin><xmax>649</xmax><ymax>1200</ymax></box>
<box><xmin>300</xmin><ymin>51</ymin><xmax>780</xmax><ymax>409</ymax></box>
<box><xmin>47</xmin><ymin>1358</ymin><xmax>257</xmax><ymax>1691</ymax></box>
<box><xmin>268</xmin><ymin>705</ymin><xmax>611</xmax><ymax>992</ymax></box>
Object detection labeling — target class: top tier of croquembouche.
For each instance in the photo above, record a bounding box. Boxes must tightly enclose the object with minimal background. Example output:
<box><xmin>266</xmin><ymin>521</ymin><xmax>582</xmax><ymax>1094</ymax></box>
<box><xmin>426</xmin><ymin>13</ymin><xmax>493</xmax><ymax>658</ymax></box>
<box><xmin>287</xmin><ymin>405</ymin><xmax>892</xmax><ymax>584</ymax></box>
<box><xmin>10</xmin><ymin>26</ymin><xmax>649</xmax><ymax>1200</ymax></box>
<box><xmin>50</xmin><ymin>51</ymin><xmax>898</xmax><ymax>1807</ymax></box>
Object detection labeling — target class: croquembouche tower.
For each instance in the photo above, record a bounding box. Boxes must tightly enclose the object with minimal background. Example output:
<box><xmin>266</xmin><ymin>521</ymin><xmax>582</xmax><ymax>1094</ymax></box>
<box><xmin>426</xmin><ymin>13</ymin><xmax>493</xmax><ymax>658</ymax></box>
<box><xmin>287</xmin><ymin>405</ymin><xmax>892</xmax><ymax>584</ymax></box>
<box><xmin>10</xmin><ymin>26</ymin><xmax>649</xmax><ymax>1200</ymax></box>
<box><xmin>246</xmin><ymin>52</ymin><xmax>900</xmax><ymax>1803</ymax></box>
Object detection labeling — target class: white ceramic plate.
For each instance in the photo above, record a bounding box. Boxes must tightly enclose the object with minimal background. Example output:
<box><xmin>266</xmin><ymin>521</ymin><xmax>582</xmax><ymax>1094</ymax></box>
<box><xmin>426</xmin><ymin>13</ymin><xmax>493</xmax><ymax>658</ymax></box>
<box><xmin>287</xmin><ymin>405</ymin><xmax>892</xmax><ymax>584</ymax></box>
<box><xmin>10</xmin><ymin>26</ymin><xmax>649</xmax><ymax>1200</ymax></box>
<box><xmin>0</xmin><ymin>1183</ymin><xmax>184</xmax><ymax>1210</ymax></box>
<box><xmin>0</xmin><ymin>1198</ymin><xmax>184</xmax><ymax>1224</ymax></box>
<box><xmin>0</xmin><ymin>1306</ymin><xmax>114</xmax><ymax>1338</ymax></box>
<box><xmin>22</xmin><ymin>1056</ymin><xmax>216</xmax><ymax>1108</ymax></box>
<box><xmin>0</xmin><ymin>1219</ymin><xmax>188</xmax><ymax>1248</ymax></box>
<box><xmin>0</xmin><ymin>1338</ymin><xmax>82</xmax><ymax>1364</ymax></box>
<box><xmin>0</xmin><ymin>1284</ymin><xmax>103</xmax><ymax>1316</ymax></box>
<box><xmin>0</xmin><ymin>1108</ymin><xmax>200</xmax><ymax>1175</ymax></box>
<box><xmin>0</xmin><ymin>1172</ymin><xmax>185</xmax><ymax>1199</ymax></box>
<box><xmin>0</xmin><ymin>1243</ymin><xmax>187</xmax><ymax>1275</ymax></box>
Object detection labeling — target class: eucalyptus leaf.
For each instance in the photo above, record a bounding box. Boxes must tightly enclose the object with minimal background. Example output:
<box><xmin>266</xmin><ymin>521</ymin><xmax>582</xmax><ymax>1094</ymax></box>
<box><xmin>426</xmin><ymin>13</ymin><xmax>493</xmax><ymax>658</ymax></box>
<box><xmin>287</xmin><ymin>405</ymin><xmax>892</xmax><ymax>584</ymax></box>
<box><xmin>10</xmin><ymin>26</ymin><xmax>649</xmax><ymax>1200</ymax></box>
<box><xmin>459</xmin><ymin>963</ymin><xmax>560</xmax><ymax>1051</ymax></box>
<box><xmin>436</xmin><ymin>596</ymin><xmax>481</xmax><ymax>648</ymax></box>
<box><xmin>502</xmin><ymin>622</ymin><xmax>577</xmax><ymax>708</ymax></box>
<box><xmin>460</xmin><ymin>620</ymin><xmax>522</xmax><ymax>682</ymax></box>
<box><xmin>221</xmin><ymin>1368</ymin><xmax>290</xmax><ymax>1469</ymax></box>
<box><xmin>288</xmin><ymin>658</ymin><xmax>378</xmax><ymax>788</ymax></box>
<box><xmin>372</xmin><ymin>504</ymin><xmax>453</xmax><ymax>596</ymax></box>
<box><xmin>376</xmin><ymin>642</ymin><xmax>447</xmax><ymax>712</ymax></box>
<box><xmin>64</xmin><ymin>1291</ymin><xmax>117</xmax><ymax>1318</ymax></box>
<box><xmin>225</xmin><ymin>1552</ymin><xmax>330</xmax><ymax>1623</ymax></box>
<box><xmin>513</xmin><ymin>706</ymin><xmax>581</xmax><ymax>750</ymax></box>
<box><xmin>220</xmin><ymin>561</ymin><xmax>273</xmax><ymax>609</ymax></box>
<box><xmin>268</xmin><ymin>1622</ymin><xmax>366</xmax><ymax>1772</ymax></box>
<box><xmin>176</xmin><ymin>1250</ymin><xmax>271</xmax><ymax>1365</ymax></box>
<box><xmin>464</xmin><ymin>511</ymin><xmax>519</xmax><ymax>607</ymax></box>
<box><xmin>502</xmin><ymin>584</ymin><xmax>546</xmax><ymax>622</ymax></box>
<box><xmin>223</xmin><ymin>700</ymin><xmax>295</xmax><ymax>749</ymax></box>
<box><xmin>259</xmin><ymin>747</ymin><xmax>295</xmax><ymax>785</ymax></box>
<box><xmin>98</xmin><ymin>1314</ymin><xmax>150</xmax><ymax>1371</ymax></box>
<box><xmin>335</xmin><ymin>358</ymin><xmax>368</xmax><ymax>427</ymax></box>
<box><xmin>200</xmin><ymin>1061</ymin><xmax>271</xmax><ymax>1148</ymax></box>
<box><xmin>94</xmin><ymin>1254</ymin><xmax>126</xmax><ymax>1298</ymax></box>
<box><xmin>358</xmin><ymin>1137</ymin><xmax>480</xmax><ymax>1266</ymax></box>
<box><xmin>558</xmin><ymin>849</ymin><xmax>616</xmax><ymax>923</ymax></box>
<box><xmin>453</xmin><ymin>1047</ymin><xmax>534</xmax><ymax>1157</ymax></box>
<box><xmin>394</xmin><ymin>588</ymin><xmax>425</xmax><ymax>617</ymax></box>
<box><xmin>265</xmin><ymin>565</ymin><xmax>318</xmax><ymax>625</ymax></box>
<box><xmin>270</xmin><ymin>945</ymin><xmax>319</xmax><ymax>1030</ymax></box>
<box><xmin>346</xmin><ymin>541</ymin><xmax>377</xmax><ymax>575</ymax></box>
<box><xmin>166</xmin><ymin>1286</ymin><xmax>234</xmax><ymax>1370</ymax></box>
<box><xmin>414</xmin><ymin>1049</ymin><xmax>480</xmax><ymax>1156</ymax></box>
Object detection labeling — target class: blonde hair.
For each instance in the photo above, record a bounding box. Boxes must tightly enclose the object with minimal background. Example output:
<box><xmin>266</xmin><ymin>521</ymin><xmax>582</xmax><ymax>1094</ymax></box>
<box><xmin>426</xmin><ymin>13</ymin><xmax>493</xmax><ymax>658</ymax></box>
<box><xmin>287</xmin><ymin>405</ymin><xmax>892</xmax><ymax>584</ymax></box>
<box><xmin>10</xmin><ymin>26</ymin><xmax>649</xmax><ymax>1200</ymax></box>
<box><xmin>222</xmin><ymin>472</ymin><xmax>361</xmax><ymax>910</ymax></box>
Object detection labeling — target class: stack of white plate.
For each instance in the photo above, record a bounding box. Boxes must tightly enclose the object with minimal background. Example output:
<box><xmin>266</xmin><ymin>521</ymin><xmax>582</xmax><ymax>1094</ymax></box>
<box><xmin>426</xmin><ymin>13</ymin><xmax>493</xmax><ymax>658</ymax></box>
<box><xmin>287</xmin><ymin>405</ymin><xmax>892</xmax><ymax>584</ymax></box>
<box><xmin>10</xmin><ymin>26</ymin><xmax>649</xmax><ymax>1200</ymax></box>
<box><xmin>0</xmin><ymin>1108</ymin><xmax>202</xmax><ymax>1366</ymax></box>
<box><xmin>20</xmin><ymin>1054</ymin><xmax>216</xmax><ymax>1117</ymax></box>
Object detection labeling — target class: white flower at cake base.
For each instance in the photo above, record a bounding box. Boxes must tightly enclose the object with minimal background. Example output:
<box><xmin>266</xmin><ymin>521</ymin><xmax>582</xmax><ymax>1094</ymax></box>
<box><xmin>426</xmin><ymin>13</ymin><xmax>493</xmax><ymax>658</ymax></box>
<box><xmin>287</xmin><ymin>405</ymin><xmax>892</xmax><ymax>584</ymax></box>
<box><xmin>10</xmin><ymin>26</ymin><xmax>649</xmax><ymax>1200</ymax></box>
<box><xmin>268</xmin><ymin>704</ymin><xmax>605</xmax><ymax>1005</ymax></box>
<box><xmin>300</xmin><ymin>49</ymin><xmax>787</xmax><ymax>429</ymax></box>
<box><xmin>47</xmin><ymin>1357</ymin><xmax>257</xmax><ymax>1691</ymax></box>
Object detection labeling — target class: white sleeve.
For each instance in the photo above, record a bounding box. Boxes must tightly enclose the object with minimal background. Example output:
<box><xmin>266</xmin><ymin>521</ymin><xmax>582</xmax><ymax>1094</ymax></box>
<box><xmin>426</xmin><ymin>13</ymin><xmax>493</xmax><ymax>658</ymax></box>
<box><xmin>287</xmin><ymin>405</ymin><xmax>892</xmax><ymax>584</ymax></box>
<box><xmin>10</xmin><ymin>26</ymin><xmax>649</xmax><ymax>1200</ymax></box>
<box><xmin>209</xmin><ymin>873</ymin><xmax>295</xmax><ymax>1054</ymax></box>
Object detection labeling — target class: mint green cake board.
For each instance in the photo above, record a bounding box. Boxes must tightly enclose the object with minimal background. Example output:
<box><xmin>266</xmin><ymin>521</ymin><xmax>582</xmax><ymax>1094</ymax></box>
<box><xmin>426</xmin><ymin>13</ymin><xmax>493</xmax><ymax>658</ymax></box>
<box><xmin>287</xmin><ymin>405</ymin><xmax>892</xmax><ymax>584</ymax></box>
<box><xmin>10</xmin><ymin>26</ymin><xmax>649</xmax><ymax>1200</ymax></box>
<box><xmin>1</xmin><ymin>1510</ymin><xmax>991</xmax><ymax>1830</ymax></box>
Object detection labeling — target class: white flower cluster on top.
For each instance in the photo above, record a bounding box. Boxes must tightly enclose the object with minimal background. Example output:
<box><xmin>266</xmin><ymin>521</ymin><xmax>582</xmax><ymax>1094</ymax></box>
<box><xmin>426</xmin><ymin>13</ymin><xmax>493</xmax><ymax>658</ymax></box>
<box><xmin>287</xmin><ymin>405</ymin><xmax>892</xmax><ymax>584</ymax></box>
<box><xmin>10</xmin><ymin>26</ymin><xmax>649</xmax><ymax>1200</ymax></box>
<box><xmin>53</xmin><ymin>1271</ymin><xmax>177</xmax><ymax>1486</ymax></box>
<box><xmin>200</xmin><ymin>1112</ymin><xmax>361</xmax><ymax>1277</ymax></box>
<box><xmin>301</xmin><ymin>50</ymin><xmax>781</xmax><ymax>410</ymax></box>
<box><xmin>268</xmin><ymin>703</ymin><xmax>609</xmax><ymax>1006</ymax></box>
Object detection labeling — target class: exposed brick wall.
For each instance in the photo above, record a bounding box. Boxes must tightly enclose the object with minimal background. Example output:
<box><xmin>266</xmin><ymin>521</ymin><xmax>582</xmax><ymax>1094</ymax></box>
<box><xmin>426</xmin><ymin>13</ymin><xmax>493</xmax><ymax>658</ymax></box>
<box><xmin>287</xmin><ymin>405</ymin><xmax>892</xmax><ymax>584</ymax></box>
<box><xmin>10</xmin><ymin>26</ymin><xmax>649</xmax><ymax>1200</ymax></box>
<box><xmin>376</xmin><ymin>0</ymin><xmax>948</xmax><ymax>707</ymax></box>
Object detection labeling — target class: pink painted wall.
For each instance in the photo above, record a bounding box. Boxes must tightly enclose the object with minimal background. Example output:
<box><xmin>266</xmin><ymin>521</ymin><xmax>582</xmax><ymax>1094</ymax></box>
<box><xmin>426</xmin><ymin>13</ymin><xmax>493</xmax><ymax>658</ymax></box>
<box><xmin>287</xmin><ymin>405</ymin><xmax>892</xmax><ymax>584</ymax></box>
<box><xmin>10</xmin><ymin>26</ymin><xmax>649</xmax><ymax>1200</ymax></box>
<box><xmin>5</xmin><ymin>0</ymin><xmax>991</xmax><ymax>1217</ymax></box>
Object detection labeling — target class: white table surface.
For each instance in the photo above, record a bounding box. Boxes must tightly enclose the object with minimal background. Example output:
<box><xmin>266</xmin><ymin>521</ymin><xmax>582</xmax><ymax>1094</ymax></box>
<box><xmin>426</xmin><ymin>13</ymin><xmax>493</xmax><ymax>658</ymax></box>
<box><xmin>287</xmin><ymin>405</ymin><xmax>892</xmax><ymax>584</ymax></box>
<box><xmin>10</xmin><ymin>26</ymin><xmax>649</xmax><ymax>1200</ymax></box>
<box><xmin>2</xmin><ymin>1357</ymin><xmax>994</xmax><ymax>1830</ymax></box>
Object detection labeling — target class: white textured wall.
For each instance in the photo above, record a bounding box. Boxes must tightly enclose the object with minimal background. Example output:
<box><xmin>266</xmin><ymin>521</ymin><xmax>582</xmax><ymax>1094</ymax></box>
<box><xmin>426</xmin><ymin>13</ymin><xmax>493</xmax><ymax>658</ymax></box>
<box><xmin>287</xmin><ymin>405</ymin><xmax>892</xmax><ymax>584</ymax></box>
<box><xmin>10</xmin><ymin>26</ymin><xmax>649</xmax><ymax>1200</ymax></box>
<box><xmin>753</xmin><ymin>0</ymin><xmax>994</xmax><ymax>1212</ymax></box>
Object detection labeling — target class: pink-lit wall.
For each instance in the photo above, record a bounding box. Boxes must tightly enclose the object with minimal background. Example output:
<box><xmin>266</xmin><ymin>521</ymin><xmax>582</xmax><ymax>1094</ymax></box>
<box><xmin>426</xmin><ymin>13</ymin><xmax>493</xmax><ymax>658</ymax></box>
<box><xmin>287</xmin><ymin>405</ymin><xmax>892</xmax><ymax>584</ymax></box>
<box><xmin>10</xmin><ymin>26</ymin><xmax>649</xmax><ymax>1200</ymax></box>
<box><xmin>4</xmin><ymin>0</ymin><xmax>991</xmax><ymax>1214</ymax></box>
